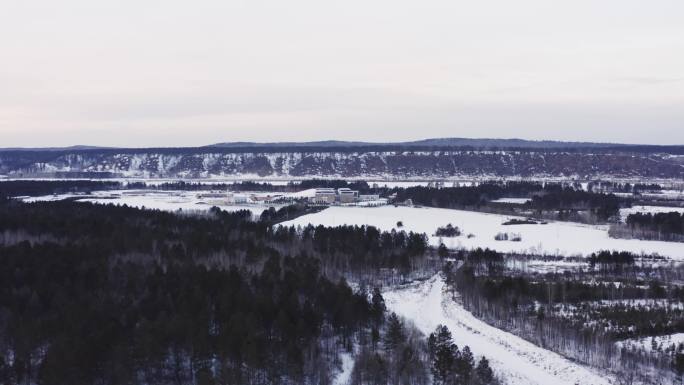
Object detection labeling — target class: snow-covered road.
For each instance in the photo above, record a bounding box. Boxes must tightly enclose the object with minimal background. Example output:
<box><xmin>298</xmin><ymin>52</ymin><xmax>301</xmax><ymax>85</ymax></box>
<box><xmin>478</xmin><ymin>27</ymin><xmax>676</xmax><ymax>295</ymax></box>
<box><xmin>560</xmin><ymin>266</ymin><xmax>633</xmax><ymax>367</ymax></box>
<box><xmin>383</xmin><ymin>274</ymin><xmax>616</xmax><ymax>385</ymax></box>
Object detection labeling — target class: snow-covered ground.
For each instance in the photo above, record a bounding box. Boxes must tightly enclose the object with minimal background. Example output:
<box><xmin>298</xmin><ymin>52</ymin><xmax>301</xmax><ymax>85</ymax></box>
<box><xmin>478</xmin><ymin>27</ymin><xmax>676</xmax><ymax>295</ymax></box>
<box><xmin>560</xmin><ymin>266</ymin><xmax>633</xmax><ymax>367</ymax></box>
<box><xmin>619</xmin><ymin>205</ymin><xmax>684</xmax><ymax>221</ymax></box>
<box><xmin>281</xmin><ymin>205</ymin><xmax>684</xmax><ymax>259</ymax></box>
<box><xmin>384</xmin><ymin>274</ymin><xmax>616</xmax><ymax>385</ymax></box>
<box><xmin>507</xmin><ymin>259</ymin><xmax>588</xmax><ymax>273</ymax></box>
<box><xmin>640</xmin><ymin>190</ymin><xmax>684</xmax><ymax>200</ymax></box>
<box><xmin>490</xmin><ymin>197</ymin><xmax>531</xmax><ymax>204</ymax></box>
<box><xmin>332</xmin><ymin>352</ymin><xmax>354</xmax><ymax>385</ymax></box>
<box><xmin>370</xmin><ymin>181</ymin><xmax>431</xmax><ymax>188</ymax></box>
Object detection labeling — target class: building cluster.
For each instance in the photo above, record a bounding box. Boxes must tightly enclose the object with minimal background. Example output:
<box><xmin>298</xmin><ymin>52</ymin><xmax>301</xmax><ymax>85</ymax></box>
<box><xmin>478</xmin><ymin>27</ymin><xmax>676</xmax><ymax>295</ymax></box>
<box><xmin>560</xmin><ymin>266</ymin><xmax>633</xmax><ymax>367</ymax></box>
<box><xmin>198</xmin><ymin>192</ymin><xmax>253</xmax><ymax>204</ymax></box>
<box><xmin>310</xmin><ymin>188</ymin><xmax>380</xmax><ymax>205</ymax></box>
<box><xmin>197</xmin><ymin>188</ymin><xmax>385</xmax><ymax>206</ymax></box>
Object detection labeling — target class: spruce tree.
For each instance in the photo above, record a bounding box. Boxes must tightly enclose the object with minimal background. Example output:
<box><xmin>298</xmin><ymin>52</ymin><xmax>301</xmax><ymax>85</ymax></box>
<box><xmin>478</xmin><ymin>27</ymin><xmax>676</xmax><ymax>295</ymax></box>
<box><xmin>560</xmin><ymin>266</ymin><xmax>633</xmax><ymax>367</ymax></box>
<box><xmin>458</xmin><ymin>346</ymin><xmax>474</xmax><ymax>384</ymax></box>
<box><xmin>430</xmin><ymin>325</ymin><xmax>458</xmax><ymax>385</ymax></box>
<box><xmin>475</xmin><ymin>356</ymin><xmax>495</xmax><ymax>385</ymax></box>
<box><xmin>384</xmin><ymin>313</ymin><xmax>405</xmax><ymax>355</ymax></box>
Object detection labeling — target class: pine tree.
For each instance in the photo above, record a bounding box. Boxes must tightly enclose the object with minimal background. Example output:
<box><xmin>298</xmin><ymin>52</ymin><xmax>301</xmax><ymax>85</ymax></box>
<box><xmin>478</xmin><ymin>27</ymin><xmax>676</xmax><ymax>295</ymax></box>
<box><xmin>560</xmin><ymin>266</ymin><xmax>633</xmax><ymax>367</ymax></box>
<box><xmin>475</xmin><ymin>357</ymin><xmax>495</xmax><ymax>385</ymax></box>
<box><xmin>384</xmin><ymin>313</ymin><xmax>405</xmax><ymax>355</ymax></box>
<box><xmin>371</xmin><ymin>288</ymin><xmax>386</xmax><ymax>325</ymax></box>
<box><xmin>430</xmin><ymin>325</ymin><xmax>458</xmax><ymax>385</ymax></box>
<box><xmin>458</xmin><ymin>346</ymin><xmax>474</xmax><ymax>384</ymax></box>
<box><xmin>438</xmin><ymin>243</ymin><xmax>449</xmax><ymax>258</ymax></box>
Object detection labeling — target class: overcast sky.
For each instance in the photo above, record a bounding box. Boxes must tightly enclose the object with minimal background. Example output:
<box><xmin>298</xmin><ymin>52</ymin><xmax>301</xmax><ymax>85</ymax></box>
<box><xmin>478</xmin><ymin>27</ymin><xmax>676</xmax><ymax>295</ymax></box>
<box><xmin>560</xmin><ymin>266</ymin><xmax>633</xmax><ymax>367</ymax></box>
<box><xmin>1</xmin><ymin>0</ymin><xmax>683</xmax><ymax>147</ymax></box>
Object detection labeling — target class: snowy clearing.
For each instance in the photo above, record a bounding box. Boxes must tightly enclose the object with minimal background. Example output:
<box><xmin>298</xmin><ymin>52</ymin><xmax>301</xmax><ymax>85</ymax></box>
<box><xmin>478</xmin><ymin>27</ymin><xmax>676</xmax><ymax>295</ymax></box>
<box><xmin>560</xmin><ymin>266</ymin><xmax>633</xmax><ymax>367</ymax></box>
<box><xmin>281</xmin><ymin>205</ymin><xmax>684</xmax><ymax>259</ymax></box>
<box><xmin>383</xmin><ymin>274</ymin><xmax>616</xmax><ymax>385</ymax></box>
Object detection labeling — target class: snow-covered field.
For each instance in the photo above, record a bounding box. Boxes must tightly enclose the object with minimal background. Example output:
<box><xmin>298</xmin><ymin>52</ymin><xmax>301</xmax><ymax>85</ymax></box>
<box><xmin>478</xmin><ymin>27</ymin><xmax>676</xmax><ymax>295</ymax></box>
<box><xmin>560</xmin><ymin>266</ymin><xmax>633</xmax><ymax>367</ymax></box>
<box><xmin>383</xmin><ymin>274</ymin><xmax>615</xmax><ymax>385</ymax></box>
<box><xmin>22</xmin><ymin>190</ymin><xmax>278</xmax><ymax>216</ymax></box>
<box><xmin>281</xmin><ymin>205</ymin><xmax>684</xmax><ymax>259</ymax></box>
<box><xmin>22</xmin><ymin>190</ymin><xmax>684</xmax><ymax>259</ymax></box>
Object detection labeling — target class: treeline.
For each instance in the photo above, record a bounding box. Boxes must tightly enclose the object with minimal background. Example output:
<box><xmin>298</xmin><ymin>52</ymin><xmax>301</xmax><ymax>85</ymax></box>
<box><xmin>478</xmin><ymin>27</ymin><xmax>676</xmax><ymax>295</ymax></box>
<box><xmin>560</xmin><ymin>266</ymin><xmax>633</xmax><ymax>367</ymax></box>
<box><xmin>0</xmin><ymin>178</ymin><xmax>381</xmax><ymax>198</ymax></box>
<box><xmin>127</xmin><ymin>179</ymin><xmax>379</xmax><ymax>195</ymax></box>
<box><xmin>527</xmin><ymin>188</ymin><xmax>621</xmax><ymax>221</ymax></box>
<box><xmin>298</xmin><ymin>179</ymin><xmax>374</xmax><ymax>193</ymax></box>
<box><xmin>258</xmin><ymin>203</ymin><xmax>326</xmax><ymax>224</ymax></box>
<box><xmin>0</xmin><ymin>180</ymin><xmax>123</xmax><ymax>197</ymax></box>
<box><xmin>393</xmin><ymin>182</ymin><xmax>625</xmax><ymax>222</ymax></box>
<box><xmin>0</xmin><ymin>200</ymin><xmax>429</xmax><ymax>274</ymax></box>
<box><xmin>393</xmin><ymin>182</ymin><xmax>545</xmax><ymax>208</ymax></box>
<box><xmin>133</xmin><ymin>179</ymin><xmax>376</xmax><ymax>193</ymax></box>
<box><xmin>300</xmin><ymin>224</ymin><xmax>428</xmax><ymax>274</ymax></box>
<box><xmin>142</xmin><ymin>181</ymin><xmax>289</xmax><ymax>192</ymax></box>
<box><xmin>588</xmin><ymin>250</ymin><xmax>635</xmax><ymax>273</ymax></box>
<box><xmin>618</xmin><ymin>212</ymin><xmax>684</xmax><ymax>242</ymax></box>
<box><xmin>587</xmin><ymin>181</ymin><xmax>662</xmax><ymax>194</ymax></box>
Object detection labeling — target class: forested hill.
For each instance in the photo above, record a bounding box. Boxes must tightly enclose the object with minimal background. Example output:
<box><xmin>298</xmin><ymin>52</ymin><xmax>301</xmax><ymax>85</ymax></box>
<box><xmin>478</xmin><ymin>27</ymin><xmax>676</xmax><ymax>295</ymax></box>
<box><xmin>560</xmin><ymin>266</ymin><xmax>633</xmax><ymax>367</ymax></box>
<box><xmin>0</xmin><ymin>198</ymin><xmax>504</xmax><ymax>385</ymax></box>
<box><xmin>1</xmin><ymin>142</ymin><xmax>682</xmax><ymax>179</ymax></box>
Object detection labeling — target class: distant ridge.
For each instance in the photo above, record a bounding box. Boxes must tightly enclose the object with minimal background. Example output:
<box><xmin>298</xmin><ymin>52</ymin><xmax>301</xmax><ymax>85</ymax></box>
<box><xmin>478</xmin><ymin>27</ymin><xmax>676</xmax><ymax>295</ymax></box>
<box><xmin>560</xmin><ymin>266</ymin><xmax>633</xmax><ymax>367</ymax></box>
<box><xmin>1</xmin><ymin>138</ymin><xmax>682</xmax><ymax>153</ymax></box>
<box><xmin>1</xmin><ymin>138</ymin><xmax>682</xmax><ymax>179</ymax></box>
<box><xmin>0</xmin><ymin>145</ymin><xmax>112</xmax><ymax>152</ymax></box>
<box><xmin>207</xmin><ymin>138</ymin><xmax>627</xmax><ymax>150</ymax></box>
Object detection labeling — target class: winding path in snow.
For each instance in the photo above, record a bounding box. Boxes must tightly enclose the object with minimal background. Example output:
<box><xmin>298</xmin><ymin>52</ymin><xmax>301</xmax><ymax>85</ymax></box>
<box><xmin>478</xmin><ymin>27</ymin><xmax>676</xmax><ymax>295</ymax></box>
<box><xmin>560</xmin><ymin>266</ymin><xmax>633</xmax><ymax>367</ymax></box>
<box><xmin>383</xmin><ymin>274</ymin><xmax>616</xmax><ymax>385</ymax></box>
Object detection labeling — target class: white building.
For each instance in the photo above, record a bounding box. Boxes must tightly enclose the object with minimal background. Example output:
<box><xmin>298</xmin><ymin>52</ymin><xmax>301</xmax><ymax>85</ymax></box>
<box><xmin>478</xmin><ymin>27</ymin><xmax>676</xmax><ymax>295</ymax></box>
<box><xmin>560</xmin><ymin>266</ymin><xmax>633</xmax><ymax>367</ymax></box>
<box><xmin>312</xmin><ymin>188</ymin><xmax>336</xmax><ymax>204</ymax></box>
<box><xmin>359</xmin><ymin>194</ymin><xmax>380</xmax><ymax>201</ymax></box>
<box><xmin>337</xmin><ymin>188</ymin><xmax>359</xmax><ymax>203</ymax></box>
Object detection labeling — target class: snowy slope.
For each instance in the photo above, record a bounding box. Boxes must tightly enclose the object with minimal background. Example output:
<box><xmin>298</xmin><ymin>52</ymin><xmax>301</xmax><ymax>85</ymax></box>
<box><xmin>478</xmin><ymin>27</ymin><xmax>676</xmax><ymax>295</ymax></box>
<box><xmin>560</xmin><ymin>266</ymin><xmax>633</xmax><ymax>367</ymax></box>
<box><xmin>383</xmin><ymin>274</ymin><xmax>616</xmax><ymax>385</ymax></box>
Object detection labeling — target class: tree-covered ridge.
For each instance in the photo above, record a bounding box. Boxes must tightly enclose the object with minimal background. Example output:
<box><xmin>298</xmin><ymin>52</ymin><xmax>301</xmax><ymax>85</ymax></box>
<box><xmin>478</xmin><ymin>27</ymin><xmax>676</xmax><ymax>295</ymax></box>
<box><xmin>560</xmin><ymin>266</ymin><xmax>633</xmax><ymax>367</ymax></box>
<box><xmin>2</xmin><ymin>148</ymin><xmax>682</xmax><ymax>179</ymax></box>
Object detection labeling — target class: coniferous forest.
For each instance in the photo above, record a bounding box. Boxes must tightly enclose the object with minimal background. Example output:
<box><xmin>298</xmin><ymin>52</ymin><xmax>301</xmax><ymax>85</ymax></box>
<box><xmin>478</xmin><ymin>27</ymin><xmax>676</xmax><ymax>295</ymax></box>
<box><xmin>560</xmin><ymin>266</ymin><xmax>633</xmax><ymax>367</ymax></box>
<box><xmin>0</xmin><ymin>197</ymin><xmax>499</xmax><ymax>385</ymax></box>
<box><xmin>1</xmin><ymin>178</ymin><xmax>682</xmax><ymax>384</ymax></box>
